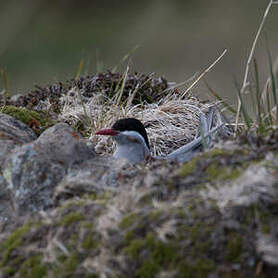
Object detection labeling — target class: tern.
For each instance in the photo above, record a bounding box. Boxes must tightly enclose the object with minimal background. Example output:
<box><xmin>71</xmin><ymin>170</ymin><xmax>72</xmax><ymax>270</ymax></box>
<box><xmin>96</xmin><ymin>118</ymin><xmax>151</xmax><ymax>164</ymax></box>
<box><xmin>96</xmin><ymin>109</ymin><xmax>224</xmax><ymax>164</ymax></box>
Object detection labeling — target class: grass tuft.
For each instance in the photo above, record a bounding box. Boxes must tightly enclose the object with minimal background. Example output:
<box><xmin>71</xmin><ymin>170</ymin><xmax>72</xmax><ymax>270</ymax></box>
<box><xmin>232</xmin><ymin>0</ymin><xmax>278</xmax><ymax>134</ymax></box>
<box><xmin>1</xmin><ymin>67</ymin><xmax>9</xmax><ymax>104</ymax></box>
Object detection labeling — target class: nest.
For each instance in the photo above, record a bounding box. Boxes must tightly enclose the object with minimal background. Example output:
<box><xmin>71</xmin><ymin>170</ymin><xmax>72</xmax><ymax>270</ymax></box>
<box><xmin>2</xmin><ymin>71</ymin><xmax>216</xmax><ymax>156</ymax></box>
<box><xmin>58</xmin><ymin>89</ymin><xmax>213</xmax><ymax>157</ymax></box>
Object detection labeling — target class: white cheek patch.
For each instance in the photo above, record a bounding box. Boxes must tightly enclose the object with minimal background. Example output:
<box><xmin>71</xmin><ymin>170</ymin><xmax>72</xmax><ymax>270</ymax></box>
<box><xmin>113</xmin><ymin>130</ymin><xmax>151</xmax><ymax>163</ymax></box>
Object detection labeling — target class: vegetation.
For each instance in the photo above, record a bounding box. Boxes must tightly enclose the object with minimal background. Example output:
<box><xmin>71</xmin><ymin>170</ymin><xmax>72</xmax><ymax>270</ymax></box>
<box><xmin>205</xmin><ymin>0</ymin><xmax>278</xmax><ymax>134</ymax></box>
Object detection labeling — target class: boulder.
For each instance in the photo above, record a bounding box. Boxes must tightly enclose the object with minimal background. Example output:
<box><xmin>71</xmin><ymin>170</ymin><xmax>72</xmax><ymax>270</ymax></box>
<box><xmin>0</xmin><ymin>141</ymin><xmax>278</xmax><ymax>278</ymax></box>
<box><xmin>2</xmin><ymin>123</ymin><xmax>96</xmax><ymax>214</ymax></box>
<box><xmin>0</xmin><ymin>113</ymin><xmax>37</xmax><ymax>166</ymax></box>
<box><xmin>0</xmin><ymin>113</ymin><xmax>37</xmax><ymax>144</ymax></box>
<box><xmin>0</xmin><ymin>113</ymin><xmax>38</xmax><ymax>226</ymax></box>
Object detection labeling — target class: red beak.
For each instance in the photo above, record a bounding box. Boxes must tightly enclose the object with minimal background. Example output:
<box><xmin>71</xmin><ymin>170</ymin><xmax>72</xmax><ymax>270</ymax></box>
<box><xmin>95</xmin><ymin>128</ymin><xmax>119</xmax><ymax>136</ymax></box>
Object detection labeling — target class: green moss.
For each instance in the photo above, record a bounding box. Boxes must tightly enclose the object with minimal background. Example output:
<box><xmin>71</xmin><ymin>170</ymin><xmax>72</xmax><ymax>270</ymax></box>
<box><xmin>81</xmin><ymin>221</ymin><xmax>94</xmax><ymax>230</ymax></box>
<box><xmin>20</xmin><ymin>255</ymin><xmax>48</xmax><ymax>278</ymax></box>
<box><xmin>60</xmin><ymin>212</ymin><xmax>85</xmax><ymax>227</ymax></box>
<box><xmin>119</xmin><ymin>213</ymin><xmax>137</xmax><ymax>230</ymax></box>
<box><xmin>33</xmin><ymin>221</ymin><xmax>43</xmax><ymax>229</ymax></box>
<box><xmin>124</xmin><ymin>233</ymin><xmax>177</xmax><ymax>278</ymax></box>
<box><xmin>177</xmin><ymin>208</ymin><xmax>187</xmax><ymax>219</ymax></box>
<box><xmin>225</xmin><ymin>233</ymin><xmax>242</xmax><ymax>262</ymax></box>
<box><xmin>0</xmin><ymin>222</ymin><xmax>31</xmax><ymax>265</ymax></box>
<box><xmin>84</xmin><ymin>274</ymin><xmax>100</xmax><ymax>278</ymax></box>
<box><xmin>186</xmin><ymin>223</ymin><xmax>212</xmax><ymax>254</ymax></box>
<box><xmin>256</xmin><ymin>204</ymin><xmax>278</xmax><ymax>234</ymax></box>
<box><xmin>202</xmin><ymin>148</ymin><xmax>231</xmax><ymax>159</ymax></box>
<box><xmin>178</xmin><ymin>258</ymin><xmax>215</xmax><ymax>278</ymax></box>
<box><xmin>137</xmin><ymin>192</ymin><xmax>155</xmax><ymax>206</ymax></box>
<box><xmin>57</xmin><ymin>254</ymin><xmax>67</xmax><ymax>263</ymax></box>
<box><xmin>146</xmin><ymin>233</ymin><xmax>176</xmax><ymax>264</ymax></box>
<box><xmin>59</xmin><ymin>200</ymin><xmax>86</xmax><ymax>211</ymax></box>
<box><xmin>3</xmin><ymin>266</ymin><xmax>17</xmax><ymax>276</ymax></box>
<box><xmin>1</xmin><ymin>105</ymin><xmax>38</xmax><ymax>124</ymax></box>
<box><xmin>178</xmin><ymin>157</ymin><xmax>197</xmax><ymax>178</ymax></box>
<box><xmin>1</xmin><ymin>105</ymin><xmax>54</xmax><ymax>135</ymax></box>
<box><xmin>205</xmin><ymin>164</ymin><xmax>241</xmax><ymax>183</ymax></box>
<box><xmin>69</xmin><ymin>233</ymin><xmax>79</xmax><ymax>247</ymax></box>
<box><xmin>87</xmin><ymin>193</ymin><xmax>97</xmax><ymax>200</ymax></box>
<box><xmin>54</xmin><ymin>253</ymin><xmax>80</xmax><ymax>276</ymax></box>
<box><xmin>123</xmin><ymin>239</ymin><xmax>145</xmax><ymax>259</ymax></box>
<box><xmin>86</xmin><ymin>191</ymin><xmax>113</xmax><ymax>204</ymax></box>
<box><xmin>205</xmin><ymin>163</ymin><xmax>219</xmax><ymax>181</ymax></box>
<box><xmin>135</xmin><ymin>260</ymin><xmax>160</xmax><ymax>278</ymax></box>
<box><xmin>82</xmin><ymin>231</ymin><xmax>98</xmax><ymax>250</ymax></box>
<box><xmin>60</xmin><ymin>252</ymin><xmax>79</xmax><ymax>274</ymax></box>
<box><xmin>261</xmin><ymin>224</ymin><xmax>271</xmax><ymax>234</ymax></box>
<box><xmin>177</xmin><ymin>217</ymin><xmax>215</xmax><ymax>258</ymax></box>
<box><xmin>188</xmin><ymin>225</ymin><xmax>200</xmax><ymax>242</ymax></box>
<box><xmin>124</xmin><ymin>230</ymin><xmax>135</xmax><ymax>243</ymax></box>
<box><xmin>149</xmin><ymin>210</ymin><xmax>163</xmax><ymax>221</ymax></box>
<box><xmin>222</xmin><ymin>168</ymin><xmax>241</xmax><ymax>181</ymax></box>
<box><xmin>3</xmin><ymin>167</ymin><xmax>11</xmax><ymax>185</ymax></box>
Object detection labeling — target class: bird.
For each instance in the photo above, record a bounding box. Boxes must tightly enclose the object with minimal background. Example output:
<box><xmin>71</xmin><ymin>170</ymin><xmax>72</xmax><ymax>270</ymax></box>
<box><xmin>95</xmin><ymin>118</ymin><xmax>151</xmax><ymax>164</ymax></box>
<box><xmin>96</xmin><ymin>109</ymin><xmax>224</xmax><ymax>164</ymax></box>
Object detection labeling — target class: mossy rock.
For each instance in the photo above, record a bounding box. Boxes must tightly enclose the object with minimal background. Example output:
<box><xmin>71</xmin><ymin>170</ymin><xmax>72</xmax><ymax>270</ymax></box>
<box><xmin>178</xmin><ymin>147</ymin><xmax>263</xmax><ymax>185</ymax></box>
<box><xmin>19</xmin><ymin>255</ymin><xmax>48</xmax><ymax>278</ymax></box>
<box><xmin>0</xmin><ymin>139</ymin><xmax>278</xmax><ymax>277</ymax></box>
<box><xmin>0</xmin><ymin>222</ymin><xmax>32</xmax><ymax>265</ymax></box>
<box><xmin>0</xmin><ymin>105</ymin><xmax>54</xmax><ymax>135</ymax></box>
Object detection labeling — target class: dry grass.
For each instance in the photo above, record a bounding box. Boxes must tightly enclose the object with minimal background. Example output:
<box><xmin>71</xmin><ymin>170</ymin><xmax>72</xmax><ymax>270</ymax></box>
<box><xmin>235</xmin><ymin>0</ymin><xmax>278</xmax><ymax>133</ymax></box>
<box><xmin>57</xmin><ymin>48</ymin><xmax>228</xmax><ymax>157</ymax></box>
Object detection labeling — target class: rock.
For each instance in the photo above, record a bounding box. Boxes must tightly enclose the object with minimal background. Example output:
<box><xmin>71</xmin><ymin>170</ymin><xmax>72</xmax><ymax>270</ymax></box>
<box><xmin>3</xmin><ymin>143</ymin><xmax>66</xmax><ymax>213</ymax></box>
<box><xmin>0</xmin><ymin>113</ymin><xmax>37</xmax><ymax>144</ymax></box>
<box><xmin>1</xmin><ymin>136</ymin><xmax>278</xmax><ymax>278</ymax></box>
<box><xmin>0</xmin><ymin>140</ymin><xmax>18</xmax><ymax>166</ymax></box>
<box><xmin>0</xmin><ymin>113</ymin><xmax>38</xmax><ymax>223</ymax></box>
<box><xmin>54</xmin><ymin>157</ymin><xmax>131</xmax><ymax>204</ymax></box>
<box><xmin>2</xmin><ymin>123</ymin><xmax>96</xmax><ymax>214</ymax></box>
<box><xmin>1</xmin><ymin>148</ymin><xmax>278</xmax><ymax>278</ymax></box>
<box><xmin>0</xmin><ymin>176</ymin><xmax>12</xmax><ymax>227</ymax></box>
<box><xmin>0</xmin><ymin>113</ymin><xmax>37</xmax><ymax>165</ymax></box>
<box><xmin>36</xmin><ymin>123</ymin><xmax>96</xmax><ymax>167</ymax></box>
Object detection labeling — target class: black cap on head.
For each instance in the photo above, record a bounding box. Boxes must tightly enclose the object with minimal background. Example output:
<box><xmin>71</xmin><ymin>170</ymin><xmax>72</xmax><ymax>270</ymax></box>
<box><xmin>112</xmin><ymin>118</ymin><xmax>150</xmax><ymax>149</ymax></box>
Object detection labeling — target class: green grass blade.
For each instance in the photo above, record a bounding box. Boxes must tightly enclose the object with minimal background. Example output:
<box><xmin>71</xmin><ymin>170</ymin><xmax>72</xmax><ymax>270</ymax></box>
<box><xmin>75</xmin><ymin>59</ymin><xmax>84</xmax><ymax>80</ymax></box>
<box><xmin>234</xmin><ymin>78</ymin><xmax>252</xmax><ymax>129</ymax></box>
<box><xmin>203</xmin><ymin>79</ymin><xmax>236</xmax><ymax>114</ymax></box>
<box><xmin>116</xmin><ymin>66</ymin><xmax>129</xmax><ymax>106</ymax></box>
<box><xmin>265</xmin><ymin>83</ymin><xmax>273</xmax><ymax>126</ymax></box>
<box><xmin>1</xmin><ymin>67</ymin><xmax>9</xmax><ymax>102</ymax></box>
<box><xmin>266</xmin><ymin>45</ymin><xmax>278</xmax><ymax>124</ymax></box>
<box><xmin>248</xmin><ymin>81</ymin><xmax>257</xmax><ymax>117</ymax></box>
<box><xmin>253</xmin><ymin>58</ymin><xmax>264</xmax><ymax>132</ymax></box>
<box><xmin>125</xmin><ymin>75</ymin><xmax>153</xmax><ymax>108</ymax></box>
<box><xmin>112</xmin><ymin>45</ymin><xmax>140</xmax><ymax>73</ymax></box>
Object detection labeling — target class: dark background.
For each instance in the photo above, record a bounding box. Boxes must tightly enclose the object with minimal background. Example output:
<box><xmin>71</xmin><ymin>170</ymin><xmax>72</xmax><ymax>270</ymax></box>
<box><xmin>0</xmin><ymin>0</ymin><xmax>277</xmax><ymax>103</ymax></box>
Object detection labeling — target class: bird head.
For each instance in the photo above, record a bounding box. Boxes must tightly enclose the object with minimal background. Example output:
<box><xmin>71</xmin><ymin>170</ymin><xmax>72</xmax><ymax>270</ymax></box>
<box><xmin>96</xmin><ymin>118</ymin><xmax>151</xmax><ymax>163</ymax></box>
